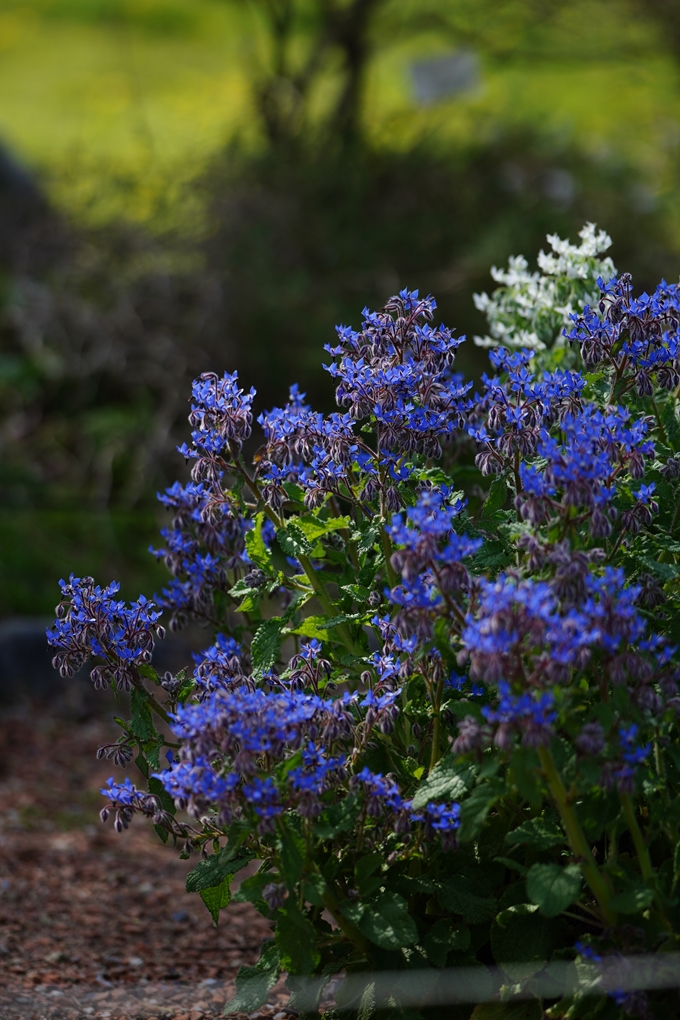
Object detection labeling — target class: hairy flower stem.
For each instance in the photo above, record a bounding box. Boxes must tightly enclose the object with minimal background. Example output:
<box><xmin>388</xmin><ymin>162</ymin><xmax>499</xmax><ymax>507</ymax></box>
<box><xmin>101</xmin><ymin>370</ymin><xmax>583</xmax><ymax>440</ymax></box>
<box><xmin>620</xmin><ymin>792</ymin><xmax>653</xmax><ymax>883</ymax></box>
<box><xmin>322</xmin><ymin>886</ymin><xmax>371</xmax><ymax>959</ymax></box>
<box><xmin>538</xmin><ymin>746</ymin><xmax>616</xmax><ymax>926</ymax></box>
<box><xmin>381</xmin><ymin>527</ymin><xmax>397</xmax><ymax>588</ymax></box>
<box><xmin>429</xmin><ymin>677</ymin><xmax>445</xmax><ymax>772</ymax></box>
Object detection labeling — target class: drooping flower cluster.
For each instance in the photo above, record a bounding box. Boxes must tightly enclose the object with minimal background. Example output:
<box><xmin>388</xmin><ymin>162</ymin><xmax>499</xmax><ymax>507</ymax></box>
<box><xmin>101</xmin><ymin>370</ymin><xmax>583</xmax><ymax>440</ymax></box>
<box><xmin>568</xmin><ymin>274</ymin><xmax>680</xmax><ymax>395</ymax></box>
<box><xmin>47</xmin><ymin>576</ymin><xmax>164</xmax><ymax>690</ymax></box>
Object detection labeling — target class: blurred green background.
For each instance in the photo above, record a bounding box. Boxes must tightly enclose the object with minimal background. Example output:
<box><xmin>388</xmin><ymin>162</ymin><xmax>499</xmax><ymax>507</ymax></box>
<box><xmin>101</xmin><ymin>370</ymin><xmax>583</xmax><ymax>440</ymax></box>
<box><xmin>3</xmin><ymin>0</ymin><xmax>680</xmax><ymax>614</ymax></box>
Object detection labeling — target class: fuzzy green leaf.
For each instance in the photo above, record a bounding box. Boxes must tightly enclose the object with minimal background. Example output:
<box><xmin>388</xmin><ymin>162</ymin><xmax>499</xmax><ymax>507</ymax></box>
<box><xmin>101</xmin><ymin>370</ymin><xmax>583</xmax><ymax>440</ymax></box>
<box><xmin>491</xmin><ymin>903</ymin><xmax>566</xmax><ymax>981</ymax></box>
<box><xmin>506</xmin><ymin>816</ymin><xmax>564</xmax><ymax>851</ymax></box>
<box><xmin>277</xmin><ymin>521</ymin><xmax>314</xmax><ymax>558</ymax></box>
<box><xmin>130</xmin><ymin>687</ymin><xmax>154</xmax><ymax>742</ymax></box>
<box><xmin>185</xmin><ymin>846</ymin><xmax>255</xmax><ymax>894</ymax></box>
<box><xmin>411</xmin><ymin>759</ymin><xmax>476</xmax><ymax>810</ymax></box>
<box><xmin>222</xmin><ymin>941</ymin><xmax>280</xmax><ymax>1015</ymax></box>
<box><xmin>276</xmin><ymin>900</ymin><xmax>321</xmax><ymax>974</ymax></box>
<box><xmin>200</xmin><ymin>875</ymin><xmax>231</xmax><ymax>926</ymax></box>
<box><xmin>251</xmin><ymin>617</ymin><xmax>284</xmax><ymax>673</ymax></box>
<box><xmin>438</xmin><ymin>880</ymin><xmax>497</xmax><ymax>924</ymax></box>
<box><xmin>357</xmin><ymin>892</ymin><xmax>418</xmax><ymax>950</ymax></box>
<box><xmin>482</xmin><ymin>476</ymin><xmax>508</xmax><ymax>518</ymax></box>
<box><xmin>526</xmin><ymin>862</ymin><xmax>582</xmax><ymax>917</ymax></box>
<box><xmin>245</xmin><ymin>512</ymin><xmax>273</xmax><ymax>570</ymax></box>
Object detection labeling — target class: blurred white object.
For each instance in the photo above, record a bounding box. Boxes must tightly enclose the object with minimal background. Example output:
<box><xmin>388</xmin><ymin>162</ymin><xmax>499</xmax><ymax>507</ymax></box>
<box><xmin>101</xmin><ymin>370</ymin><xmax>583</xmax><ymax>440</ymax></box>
<box><xmin>411</xmin><ymin>51</ymin><xmax>480</xmax><ymax>106</ymax></box>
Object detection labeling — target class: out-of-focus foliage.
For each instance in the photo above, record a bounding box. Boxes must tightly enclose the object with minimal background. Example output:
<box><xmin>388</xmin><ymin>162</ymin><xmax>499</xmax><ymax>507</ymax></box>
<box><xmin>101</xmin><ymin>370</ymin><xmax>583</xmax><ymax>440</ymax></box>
<box><xmin>3</xmin><ymin>0</ymin><xmax>680</xmax><ymax>613</ymax></box>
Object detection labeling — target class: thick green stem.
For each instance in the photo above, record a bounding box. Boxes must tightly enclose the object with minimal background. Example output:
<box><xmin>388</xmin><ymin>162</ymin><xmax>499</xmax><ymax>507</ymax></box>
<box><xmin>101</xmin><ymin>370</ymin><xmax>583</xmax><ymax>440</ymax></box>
<box><xmin>538</xmin><ymin>746</ymin><xmax>616</xmax><ymax>926</ymax></box>
<box><xmin>381</xmin><ymin>526</ymin><xmax>397</xmax><ymax>587</ymax></box>
<box><xmin>322</xmin><ymin>886</ymin><xmax>371</xmax><ymax>958</ymax></box>
<box><xmin>620</xmin><ymin>792</ymin><xmax>654</xmax><ymax>883</ymax></box>
<box><xmin>297</xmin><ymin>553</ymin><xmax>361</xmax><ymax>656</ymax></box>
<box><xmin>651</xmin><ymin>395</ymin><xmax>670</xmax><ymax>447</ymax></box>
<box><xmin>429</xmin><ymin>677</ymin><xmax>445</xmax><ymax>772</ymax></box>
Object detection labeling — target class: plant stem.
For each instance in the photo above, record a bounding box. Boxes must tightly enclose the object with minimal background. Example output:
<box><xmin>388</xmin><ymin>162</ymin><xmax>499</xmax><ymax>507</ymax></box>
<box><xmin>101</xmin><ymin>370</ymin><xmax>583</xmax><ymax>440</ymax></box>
<box><xmin>538</xmin><ymin>746</ymin><xmax>616</xmax><ymax>926</ymax></box>
<box><xmin>381</xmin><ymin>526</ymin><xmax>397</xmax><ymax>587</ymax></box>
<box><xmin>322</xmin><ymin>886</ymin><xmax>371</xmax><ymax>959</ymax></box>
<box><xmin>297</xmin><ymin>553</ymin><xmax>361</xmax><ymax>656</ymax></box>
<box><xmin>620</xmin><ymin>792</ymin><xmax>654</xmax><ymax>883</ymax></box>
<box><xmin>429</xmin><ymin>677</ymin><xmax>444</xmax><ymax>772</ymax></box>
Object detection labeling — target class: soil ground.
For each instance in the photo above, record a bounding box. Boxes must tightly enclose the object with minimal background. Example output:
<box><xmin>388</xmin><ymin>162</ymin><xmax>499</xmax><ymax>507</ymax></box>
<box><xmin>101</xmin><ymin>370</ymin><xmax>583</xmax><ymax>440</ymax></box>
<box><xmin>0</xmin><ymin>702</ymin><xmax>297</xmax><ymax>1020</ymax></box>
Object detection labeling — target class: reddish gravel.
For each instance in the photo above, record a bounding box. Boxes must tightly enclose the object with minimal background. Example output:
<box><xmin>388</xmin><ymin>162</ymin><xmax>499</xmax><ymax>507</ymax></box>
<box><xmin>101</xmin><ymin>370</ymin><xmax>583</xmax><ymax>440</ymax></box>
<box><xmin>0</xmin><ymin>706</ymin><xmax>296</xmax><ymax>1020</ymax></box>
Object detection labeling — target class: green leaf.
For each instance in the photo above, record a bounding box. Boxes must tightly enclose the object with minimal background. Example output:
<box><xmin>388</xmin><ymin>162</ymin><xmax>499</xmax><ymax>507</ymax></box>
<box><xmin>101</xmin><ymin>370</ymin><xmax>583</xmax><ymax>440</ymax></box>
<box><xmin>251</xmin><ymin>617</ymin><xmax>284</xmax><ymax>673</ymax></box>
<box><xmin>341</xmin><ymin>583</ymin><xmax>371</xmax><ymax>601</ymax></box>
<box><xmin>356</xmin><ymin>523</ymin><xmax>380</xmax><ymax>556</ymax></box>
<box><xmin>289</xmin><ymin>615</ymin><xmax>331</xmax><ymax>640</ymax></box>
<box><xmin>424</xmin><ymin>920</ymin><xmax>471</xmax><ymax>967</ymax></box>
<box><xmin>506</xmin><ymin>816</ymin><xmax>564</xmax><ymax>851</ymax></box>
<box><xmin>457</xmin><ymin>782</ymin><xmax>502</xmax><ymax>842</ymax></box>
<box><xmin>491</xmin><ymin>903</ymin><xmax>566</xmax><ymax>981</ymax></box>
<box><xmin>357</xmin><ymin>892</ymin><xmax>418</xmax><ymax>950</ymax></box>
<box><xmin>355</xmin><ymin>852</ymin><xmax>382</xmax><ymax>889</ymax></box>
<box><xmin>314</xmin><ymin>795</ymin><xmax>360</xmax><ymax>839</ymax></box>
<box><xmin>130</xmin><ymin>687</ymin><xmax>154</xmax><ymax>742</ymax></box>
<box><xmin>473</xmin><ymin>540</ymin><xmax>512</xmax><ymax>572</ymax></box>
<box><xmin>482</xmin><ymin>476</ymin><xmax>508</xmax><ymax>518</ymax></box>
<box><xmin>277</xmin><ymin>521</ymin><xmax>314</xmax><ymax>558</ymax></box>
<box><xmin>137</xmin><ymin>663</ymin><xmax>159</xmax><ymax>684</ymax></box>
<box><xmin>185</xmin><ymin>845</ymin><xmax>255</xmax><ymax>894</ymax></box>
<box><xmin>526</xmin><ymin>863</ymin><xmax>582</xmax><ymax>917</ymax></box>
<box><xmin>609</xmin><ymin>883</ymin><xmax>654</xmax><ymax>913</ymax></box>
<box><xmin>245</xmin><ymin>512</ymin><xmax>273</xmax><ymax>570</ymax></box>
<box><xmin>303</xmin><ymin>873</ymin><xmax>327</xmax><ymax>906</ymax></box>
<box><xmin>200</xmin><ymin>874</ymin><xmax>231</xmax><ymax>926</ymax></box>
<box><xmin>411</xmin><ymin>759</ymin><xmax>476</xmax><ymax>810</ymax></box>
<box><xmin>222</xmin><ymin>940</ymin><xmax>280</xmax><ymax>1015</ymax></box>
<box><xmin>276</xmin><ymin>900</ymin><xmax>321</xmax><ymax>974</ymax></box>
<box><xmin>147</xmin><ymin>776</ymin><xmax>176</xmax><ymax>816</ymax></box>
<box><xmin>278</xmin><ymin>823</ymin><xmax>305</xmax><ymax>887</ymax></box>
<box><xmin>438</xmin><ymin>881</ymin><xmax>497</xmax><ymax>924</ymax></box>
<box><xmin>297</xmin><ymin>514</ymin><xmax>352</xmax><ymax>542</ymax></box>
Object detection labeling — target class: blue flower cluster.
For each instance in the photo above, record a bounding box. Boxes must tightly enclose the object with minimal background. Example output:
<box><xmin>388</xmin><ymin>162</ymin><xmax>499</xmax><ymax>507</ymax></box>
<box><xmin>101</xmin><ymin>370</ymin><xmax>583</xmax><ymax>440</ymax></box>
<box><xmin>150</xmin><ymin>480</ymin><xmax>249</xmax><ymax>628</ymax></box>
<box><xmin>568</xmin><ymin>275</ymin><xmax>680</xmax><ymax>394</ymax></box>
<box><xmin>47</xmin><ymin>576</ymin><xmax>164</xmax><ymax>691</ymax></box>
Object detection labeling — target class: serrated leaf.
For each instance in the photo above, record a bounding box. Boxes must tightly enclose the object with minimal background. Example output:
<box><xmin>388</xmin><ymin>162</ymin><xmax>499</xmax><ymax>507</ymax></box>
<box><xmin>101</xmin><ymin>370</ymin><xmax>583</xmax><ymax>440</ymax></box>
<box><xmin>482</xmin><ymin>476</ymin><xmax>508</xmax><ymax>518</ymax></box>
<box><xmin>411</xmin><ymin>759</ymin><xmax>476</xmax><ymax>810</ymax></box>
<box><xmin>137</xmin><ymin>663</ymin><xmax>160</xmax><ymax>684</ymax></box>
<box><xmin>277</xmin><ymin>521</ymin><xmax>314</xmax><ymax>558</ymax></box>
<box><xmin>251</xmin><ymin>618</ymin><xmax>284</xmax><ymax>673</ymax></box>
<box><xmin>130</xmin><ymin>687</ymin><xmax>154</xmax><ymax>742</ymax></box>
<box><xmin>245</xmin><ymin>512</ymin><xmax>273</xmax><ymax>570</ymax></box>
<box><xmin>185</xmin><ymin>846</ymin><xmax>255</xmax><ymax>894</ymax></box>
<box><xmin>341</xmin><ymin>583</ymin><xmax>371</xmax><ymax>601</ymax></box>
<box><xmin>297</xmin><ymin>514</ymin><xmax>352</xmax><ymax>542</ymax></box>
<box><xmin>313</xmin><ymin>795</ymin><xmax>360</xmax><ymax>839</ymax></box>
<box><xmin>356</xmin><ymin>523</ymin><xmax>380</xmax><ymax>556</ymax></box>
<box><xmin>438</xmin><ymin>880</ymin><xmax>497</xmax><ymax>923</ymax></box>
<box><xmin>276</xmin><ymin>900</ymin><xmax>321</xmax><ymax>974</ymax></box>
<box><xmin>473</xmin><ymin>540</ymin><xmax>512</xmax><ymax>572</ymax></box>
<box><xmin>457</xmin><ymin>782</ymin><xmax>502</xmax><ymax>842</ymax></box>
<box><xmin>506</xmin><ymin>816</ymin><xmax>564</xmax><ymax>851</ymax></box>
<box><xmin>526</xmin><ymin>862</ymin><xmax>582</xmax><ymax>917</ymax></box>
<box><xmin>357</xmin><ymin>891</ymin><xmax>418</xmax><ymax>950</ymax></box>
<box><xmin>278</xmin><ymin>823</ymin><xmax>305</xmax><ymax>887</ymax></box>
<box><xmin>200</xmin><ymin>875</ymin><xmax>231</xmax><ymax>926</ymax></box>
<box><xmin>222</xmin><ymin>940</ymin><xmax>279</xmax><ymax>1015</ymax></box>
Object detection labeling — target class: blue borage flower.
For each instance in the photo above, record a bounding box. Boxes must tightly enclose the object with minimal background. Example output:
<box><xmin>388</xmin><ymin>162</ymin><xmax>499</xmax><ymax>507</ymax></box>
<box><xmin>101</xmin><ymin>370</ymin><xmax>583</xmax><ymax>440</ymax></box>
<box><xmin>568</xmin><ymin>275</ymin><xmax>680</xmax><ymax>394</ymax></box>
<box><xmin>47</xmin><ymin>576</ymin><xmax>164</xmax><ymax>691</ymax></box>
<box><xmin>149</xmin><ymin>479</ymin><xmax>250</xmax><ymax>627</ymax></box>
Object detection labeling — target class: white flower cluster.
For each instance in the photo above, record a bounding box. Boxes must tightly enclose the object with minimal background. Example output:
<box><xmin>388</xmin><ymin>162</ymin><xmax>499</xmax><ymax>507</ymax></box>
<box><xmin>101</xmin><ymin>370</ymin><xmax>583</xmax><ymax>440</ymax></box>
<box><xmin>473</xmin><ymin>222</ymin><xmax>616</xmax><ymax>352</ymax></box>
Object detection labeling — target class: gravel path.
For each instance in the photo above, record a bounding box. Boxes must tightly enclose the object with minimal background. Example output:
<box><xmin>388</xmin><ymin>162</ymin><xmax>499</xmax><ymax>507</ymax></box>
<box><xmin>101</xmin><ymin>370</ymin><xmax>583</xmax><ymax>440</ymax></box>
<box><xmin>0</xmin><ymin>707</ymin><xmax>297</xmax><ymax>1020</ymax></box>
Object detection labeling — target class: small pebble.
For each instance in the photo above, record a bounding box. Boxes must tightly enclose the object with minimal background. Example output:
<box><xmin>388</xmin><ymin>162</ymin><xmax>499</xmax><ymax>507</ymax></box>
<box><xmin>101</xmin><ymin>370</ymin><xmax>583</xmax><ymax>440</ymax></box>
<box><xmin>127</xmin><ymin>956</ymin><xmax>144</xmax><ymax>967</ymax></box>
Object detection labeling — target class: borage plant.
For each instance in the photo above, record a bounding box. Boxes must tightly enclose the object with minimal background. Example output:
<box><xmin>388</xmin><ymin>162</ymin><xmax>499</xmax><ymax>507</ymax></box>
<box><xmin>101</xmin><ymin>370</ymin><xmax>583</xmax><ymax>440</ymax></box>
<box><xmin>49</xmin><ymin>224</ymin><xmax>680</xmax><ymax>1020</ymax></box>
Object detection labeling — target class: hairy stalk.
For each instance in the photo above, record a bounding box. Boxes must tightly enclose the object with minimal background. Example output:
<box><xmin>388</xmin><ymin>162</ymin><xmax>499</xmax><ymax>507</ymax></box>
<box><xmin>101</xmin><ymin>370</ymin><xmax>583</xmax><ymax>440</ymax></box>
<box><xmin>429</xmin><ymin>677</ymin><xmax>445</xmax><ymax>772</ymax></box>
<box><xmin>538</xmin><ymin>746</ymin><xmax>616</xmax><ymax>926</ymax></box>
<box><xmin>620</xmin><ymin>792</ymin><xmax>653</xmax><ymax>883</ymax></box>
